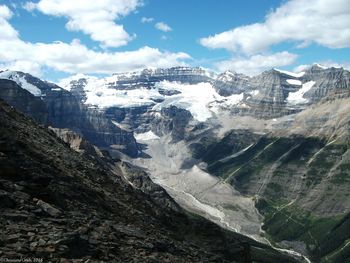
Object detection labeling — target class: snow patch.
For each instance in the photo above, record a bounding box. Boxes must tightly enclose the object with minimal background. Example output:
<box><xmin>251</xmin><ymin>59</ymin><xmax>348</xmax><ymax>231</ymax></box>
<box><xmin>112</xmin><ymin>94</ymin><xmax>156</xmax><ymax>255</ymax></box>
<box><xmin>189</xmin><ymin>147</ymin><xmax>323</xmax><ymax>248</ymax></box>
<box><xmin>134</xmin><ymin>130</ymin><xmax>160</xmax><ymax>141</ymax></box>
<box><xmin>250</xmin><ymin>90</ymin><xmax>259</xmax><ymax>96</ymax></box>
<box><xmin>274</xmin><ymin>68</ymin><xmax>305</xmax><ymax>78</ymax></box>
<box><xmin>153</xmin><ymin>81</ymin><xmax>224</xmax><ymax>122</ymax></box>
<box><xmin>85</xmin><ymin>86</ymin><xmax>161</xmax><ymax>108</ymax></box>
<box><xmin>286</xmin><ymin>79</ymin><xmax>302</xmax><ymax>86</ymax></box>
<box><xmin>0</xmin><ymin>71</ymin><xmax>42</xmax><ymax>96</ymax></box>
<box><xmin>111</xmin><ymin>120</ymin><xmax>132</xmax><ymax>132</ymax></box>
<box><xmin>224</xmin><ymin>93</ymin><xmax>244</xmax><ymax>106</ymax></box>
<box><xmin>287</xmin><ymin>81</ymin><xmax>315</xmax><ymax>104</ymax></box>
<box><xmin>315</xmin><ymin>63</ymin><xmax>327</xmax><ymax>69</ymax></box>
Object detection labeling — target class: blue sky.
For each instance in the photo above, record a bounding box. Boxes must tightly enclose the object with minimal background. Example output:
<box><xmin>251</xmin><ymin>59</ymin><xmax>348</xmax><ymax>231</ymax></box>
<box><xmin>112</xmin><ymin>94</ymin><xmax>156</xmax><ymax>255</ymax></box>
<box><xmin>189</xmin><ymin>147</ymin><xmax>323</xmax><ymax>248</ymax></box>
<box><xmin>0</xmin><ymin>0</ymin><xmax>349</xmax><ymax>81</ymax></box>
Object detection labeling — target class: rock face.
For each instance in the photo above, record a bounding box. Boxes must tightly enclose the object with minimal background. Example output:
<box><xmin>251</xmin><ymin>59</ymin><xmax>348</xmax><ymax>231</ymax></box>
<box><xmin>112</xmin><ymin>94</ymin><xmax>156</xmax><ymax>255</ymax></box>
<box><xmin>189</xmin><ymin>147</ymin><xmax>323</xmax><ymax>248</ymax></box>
<box><xmin>0</xmin><ymin>79</ymin><xmax>48</xmax><ymax>123</ymax></box>
<box><xmin>0</xmin><ymin>72</ymin><xmax>139</xmax><ymax>157</ymax></box>
<box><xmin>49</xmin><ymin>127</ymin><xmax>105</xmax><ymax>157</ymax></box>
<box><xmin>213</xmin><ymin>71</ymin><xmax>251</xmax><ymax>96</ymax></box>
<box><xmin>152</xmin><ymin>106</ymin><xmax>194</xmax><ymax>142</ymax></box>
<box><xmin>109</xmin><ymin>67</ymin><xmax>213</xmax><ymax>89</ymax></box>
<box><xmin>0</xmin><ymin>99</ymin><xmax>296</xmax><ymax>262</ymax></box>
<box><xmin>301</xmin><ymin>64</ymin><xmax>350</xmax><ymax>102</ymax></box>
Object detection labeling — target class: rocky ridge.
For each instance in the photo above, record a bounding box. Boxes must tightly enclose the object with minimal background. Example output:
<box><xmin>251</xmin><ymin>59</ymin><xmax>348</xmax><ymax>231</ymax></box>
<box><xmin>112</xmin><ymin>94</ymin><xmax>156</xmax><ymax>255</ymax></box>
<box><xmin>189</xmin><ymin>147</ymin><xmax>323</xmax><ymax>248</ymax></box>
<box><xmin>0</xmin><ymin>73</ymin><xmax>139</xmax><ymax>157</ymax></box>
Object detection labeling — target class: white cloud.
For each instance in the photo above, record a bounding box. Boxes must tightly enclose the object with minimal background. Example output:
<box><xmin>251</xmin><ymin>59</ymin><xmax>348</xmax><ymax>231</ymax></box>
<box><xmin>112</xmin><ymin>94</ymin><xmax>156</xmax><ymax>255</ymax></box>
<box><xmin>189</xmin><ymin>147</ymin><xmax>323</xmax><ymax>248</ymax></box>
<box><xmin>0</xmin><ymin>60</ymin><xmax>42</xmax><ymax>76</ymax></box>
<box><xmin>25</xmin><ymin>0</ymin><xmax>142</xmax><ymax>48</ymax></box>
<box><xmin>22</xmin><ymin>2</ymin><xmax>36</xmax><ymax>12</ymax></box>
<box><xmin>0</xmin><ymin>5</ymin><xmax>18</xmax><ymax>40</ymax></box>
<box><xmin>155</xmin><ymin>22</ymin><xmax>172</xmax><ymax>32</ymax></box>
<box><xmin>200</xmin><ymin>0</ymin><xmax>350</xmax><ymax>54</ymax></box>
<box><xmin>0</xmin><ymin>5</ymin><xmax>190</xmax><ymax>76</ymax></box>
<box><xmin>215</xmin><ymin>52</ymin><xmax>298</xmax><ymax>76</ymax></box>
<box><xmin>141</xmin><ymin>16</ymin><xmax>154</xmax><ymax>23</ymax></box>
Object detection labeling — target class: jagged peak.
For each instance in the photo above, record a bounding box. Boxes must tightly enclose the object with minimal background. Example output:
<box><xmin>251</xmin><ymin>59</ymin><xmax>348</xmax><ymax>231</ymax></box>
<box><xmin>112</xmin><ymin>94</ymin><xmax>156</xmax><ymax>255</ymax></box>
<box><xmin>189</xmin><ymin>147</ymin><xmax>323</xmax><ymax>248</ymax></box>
<box><xmin>216</xmin><ymin>70</ymin><xmax>249</xmax><ymax>82</ymax></box>
<box><xmin>310</xmin><ymin>63</ymin><xmax>345</xmax><ymax>71</ymax></box>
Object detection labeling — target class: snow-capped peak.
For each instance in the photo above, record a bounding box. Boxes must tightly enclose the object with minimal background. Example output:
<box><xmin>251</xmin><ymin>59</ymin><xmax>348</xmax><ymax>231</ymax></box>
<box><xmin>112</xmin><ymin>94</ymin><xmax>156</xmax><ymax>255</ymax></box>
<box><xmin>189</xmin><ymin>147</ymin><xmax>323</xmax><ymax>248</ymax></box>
<box><xmin>0</xmin><ymin>70</ymin><xmax>42</xmax><ymax>96</ymax></box>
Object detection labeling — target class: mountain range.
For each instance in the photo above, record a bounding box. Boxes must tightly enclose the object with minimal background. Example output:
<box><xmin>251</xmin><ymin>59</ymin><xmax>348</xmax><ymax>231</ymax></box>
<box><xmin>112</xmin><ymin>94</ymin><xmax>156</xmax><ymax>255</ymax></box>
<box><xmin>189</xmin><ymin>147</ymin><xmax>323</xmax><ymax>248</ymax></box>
<box><xmin>1</xmin><ymin>64</ymin><xmax>350</xmax><ymax>262</ymax></box>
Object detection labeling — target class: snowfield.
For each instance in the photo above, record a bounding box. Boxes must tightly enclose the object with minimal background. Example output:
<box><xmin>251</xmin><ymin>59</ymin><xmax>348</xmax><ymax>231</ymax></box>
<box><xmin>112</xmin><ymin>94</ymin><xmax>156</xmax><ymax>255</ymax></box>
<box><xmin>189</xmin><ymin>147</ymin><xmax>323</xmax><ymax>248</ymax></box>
<box><xmin>287</xmin><ymin>81</ymin><xmax>316</xmax><ymax>104</ymax></box>
<box><xmin>134</xmin><ymin>130</ymin><xmax>160</xmax><ymax>141</ymax></box>
<box><xmin>286</xmin><ymin>79</ymin><xmax>302</xmax><ymax>86</ymax></box>
<box><xmin>59</xmin><ymin>75</ymin><xmax>245</xmax><ymax>122</ymax></box>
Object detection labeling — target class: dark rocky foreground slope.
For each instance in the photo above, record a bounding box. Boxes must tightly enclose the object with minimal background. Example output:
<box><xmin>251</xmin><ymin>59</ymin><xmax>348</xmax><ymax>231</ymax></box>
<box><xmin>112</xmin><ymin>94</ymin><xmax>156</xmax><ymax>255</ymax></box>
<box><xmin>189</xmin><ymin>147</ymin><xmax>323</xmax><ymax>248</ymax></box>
<box><xmin>0</xmin><ymin>99</ymin><xmax>297</xmax><ymax>262</ymax></box>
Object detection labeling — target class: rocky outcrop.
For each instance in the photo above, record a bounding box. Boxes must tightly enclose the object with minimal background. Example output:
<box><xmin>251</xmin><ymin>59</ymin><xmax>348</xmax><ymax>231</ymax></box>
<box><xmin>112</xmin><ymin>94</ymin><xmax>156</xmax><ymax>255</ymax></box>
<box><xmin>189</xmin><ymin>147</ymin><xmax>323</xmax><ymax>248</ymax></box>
<box><xmin>152</xmin><ymin>106</ymin><xmax>194</xmax><ymax>142</ymax></box>
<box><xmin>49</xmin><ymin>127</ymin><xmax>104</xmax><ymax>157</ymax></box>
<box><xmin>118</xmin><ymin>161</ymin><xmax>182</xmax><ymax>212</ymax></box>
<box><xmin>105</xmin><ymin>104</ymin><xmax>153</xmax><ymax>133</ymax></box>
<box><xmin>0</xmin><ymin>99</ymin><xmax>296</xmax><ymax>262</ymax></box>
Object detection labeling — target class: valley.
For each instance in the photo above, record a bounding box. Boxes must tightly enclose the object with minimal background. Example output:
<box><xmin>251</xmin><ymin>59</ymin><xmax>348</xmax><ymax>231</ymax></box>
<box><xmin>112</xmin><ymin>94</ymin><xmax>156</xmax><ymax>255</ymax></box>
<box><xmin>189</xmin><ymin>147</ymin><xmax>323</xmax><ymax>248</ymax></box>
<box><xmin>1</xmin><ymin>0</ymin><xmax>350</xmax><ymax>261</ymax></box>
<box><xmin>1</xmin><ymin>64</ymin><xmax>350</xmax><ymax>262</ymax></box>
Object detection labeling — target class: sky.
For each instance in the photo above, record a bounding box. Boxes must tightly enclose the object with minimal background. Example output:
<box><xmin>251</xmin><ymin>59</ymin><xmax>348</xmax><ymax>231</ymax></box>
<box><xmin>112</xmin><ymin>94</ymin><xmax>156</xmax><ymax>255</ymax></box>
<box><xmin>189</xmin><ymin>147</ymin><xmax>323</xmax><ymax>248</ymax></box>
<box><xmin>0</xmin><ymin>0</ymin><xmax>350</xmax><ymax>81</ymax></box>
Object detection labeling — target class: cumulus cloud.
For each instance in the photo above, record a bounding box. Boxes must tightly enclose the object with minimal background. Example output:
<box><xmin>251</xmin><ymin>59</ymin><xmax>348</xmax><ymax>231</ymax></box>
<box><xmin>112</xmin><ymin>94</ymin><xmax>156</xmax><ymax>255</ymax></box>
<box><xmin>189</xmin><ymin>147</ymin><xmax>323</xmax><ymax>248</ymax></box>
<box><xmin>24</xmin><ymin>0</ymin><xmax>142</xmax><ymax>48</ymax></box>
<box><xmin>200</xmin><ymin>0</ymin><xmax>350</xmax><ymax>54</ymax></box>
<box><xmin>215</xmin><ymin>52</ymin><xmax>298</xmax><ymax>76</ymax></box>
<box><xmin>141</xmin><ymin>17</ymin><xmax>154</xmax><ymax>23</ymax></box>
<box><xmin>199</xmin><ymin>0</ymin><xmax>350</xmax><ymax>74</ymax></box>
<box><xmin>155</xmin><ymin>22</ymin><xmax>172</xmax><ymax>32</ymax></box>
<box><xmin>0</xmin><ymin>60</ymin><xmax>42</xmax><ymax>76</ymax></box>
<box><xmin>0</xmin><ymin>5</ymin><xmax>18</xmax><ymax>40</ymax></box>
<box><xmin>0</xmin><ymin>5</ymin><xmax>190</xmax><ymax>76</ymax></box>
